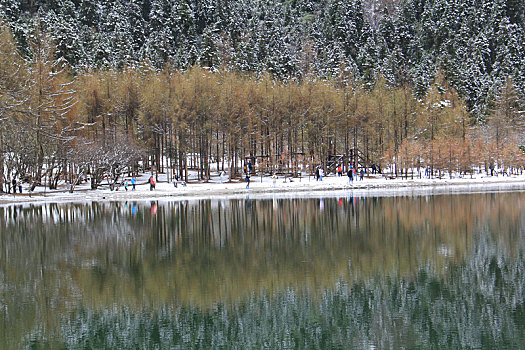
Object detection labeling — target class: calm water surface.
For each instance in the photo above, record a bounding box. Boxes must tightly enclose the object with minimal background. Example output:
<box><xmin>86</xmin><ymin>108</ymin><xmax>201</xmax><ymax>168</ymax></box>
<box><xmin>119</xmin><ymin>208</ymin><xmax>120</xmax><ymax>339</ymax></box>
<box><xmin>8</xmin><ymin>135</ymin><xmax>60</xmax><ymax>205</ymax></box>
<box><xmin>1</xmin><ymin>192</ymin><xmax>525</xmax><ymax>349</ymax></box>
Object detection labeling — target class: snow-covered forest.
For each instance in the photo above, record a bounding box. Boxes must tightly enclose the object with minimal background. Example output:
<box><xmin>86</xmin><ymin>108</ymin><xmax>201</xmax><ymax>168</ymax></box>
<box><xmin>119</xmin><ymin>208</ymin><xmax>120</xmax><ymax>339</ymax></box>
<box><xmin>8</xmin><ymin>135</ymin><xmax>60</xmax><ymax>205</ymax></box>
<box><xmin>0</xmin><ymin>0</ymin><xmax>524</xmax><ymax>191</ymax></box>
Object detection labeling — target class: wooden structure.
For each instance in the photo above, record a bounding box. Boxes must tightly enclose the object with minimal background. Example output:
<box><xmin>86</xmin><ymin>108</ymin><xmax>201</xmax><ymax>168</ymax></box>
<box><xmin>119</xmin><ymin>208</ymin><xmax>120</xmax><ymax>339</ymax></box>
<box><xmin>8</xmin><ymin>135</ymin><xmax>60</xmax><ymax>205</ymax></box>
<box><xmin>245</xmin><ymin>152</ymin><xmax>306</xmax><ymax>176</ymax></box>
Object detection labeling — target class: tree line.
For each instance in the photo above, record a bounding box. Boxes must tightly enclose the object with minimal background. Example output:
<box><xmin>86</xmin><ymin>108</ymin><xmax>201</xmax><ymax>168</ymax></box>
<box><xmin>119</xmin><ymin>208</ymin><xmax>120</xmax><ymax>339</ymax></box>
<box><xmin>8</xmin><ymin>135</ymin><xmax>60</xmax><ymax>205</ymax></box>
<box><xmin>1</xmin><ymin>0</ymin><xmax>523</xmax><ymax>121</ymax></box>
<box><xmin>0</xmin><ymin>24</ymin><xmax>524</xmax><ymax>192</ymax></box>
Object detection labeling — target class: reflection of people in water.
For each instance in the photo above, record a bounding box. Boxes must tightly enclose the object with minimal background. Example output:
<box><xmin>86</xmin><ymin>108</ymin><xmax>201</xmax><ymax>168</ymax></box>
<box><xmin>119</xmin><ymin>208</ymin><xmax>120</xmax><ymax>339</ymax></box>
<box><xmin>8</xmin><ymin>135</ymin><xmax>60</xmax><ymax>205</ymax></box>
<box><xmin>245</xmin><ymin>196</ymin><xmax>252</xmax><ymax>211</ymax></box>
<box><xmin>151</xmin><ymin>202</ymin><xmax>158</xmax><ymax>215</ymax></box>
<box><xmin>131</xmin><ymin>204</ymin><xmax>137</xmax><ymax>215</ymax></box>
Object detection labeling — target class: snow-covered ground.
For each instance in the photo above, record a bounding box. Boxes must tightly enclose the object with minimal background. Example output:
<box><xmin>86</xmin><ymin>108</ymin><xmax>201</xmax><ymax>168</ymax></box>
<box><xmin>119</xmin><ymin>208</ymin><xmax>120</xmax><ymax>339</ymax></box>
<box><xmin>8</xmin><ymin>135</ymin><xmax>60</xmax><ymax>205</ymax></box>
<box><xmin>2</xmin><ymin>171</ymin><xmax>525</xmax><ymax>205</ymax></box>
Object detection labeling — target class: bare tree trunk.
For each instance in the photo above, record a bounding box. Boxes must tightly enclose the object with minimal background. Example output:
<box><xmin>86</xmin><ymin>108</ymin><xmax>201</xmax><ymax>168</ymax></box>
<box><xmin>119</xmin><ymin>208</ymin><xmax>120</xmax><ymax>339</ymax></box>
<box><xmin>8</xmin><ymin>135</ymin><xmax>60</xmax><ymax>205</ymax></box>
<box><xmin>69</xmin><ymin>169</ymin><xmax>85</xmax><ymax>193</ymax></box>
<box><xmin>184</xmin><ymin>145</ymin><xmax>188</xmax><ymax>183</ymax></box>
<box><xmin>160</xmin><ymin>132</ymin><xmax>164</xmax><ymax>174</ymax></box>
<box><xmin>216</xmin><ymin>130</ymin><xmax>220</xmax><ymax>174</ymax></box>
<box><xmin>353</xmin><ymin>126</ymin><xmax>358</xmax><ymax>169</ymax></box>
<box><xmin>208</xmin><ymin>131</ymin><xmax>212</xmax><ymax>180</ymax></box>
<box><xmin>0</xmin><ymin>129</ymin><xmax>3</xmax><ymax>193</ymax></box>
<box><xmin>221</xmin><ymin>132</ymin><xmax>225</xmax><ymax>172</ymax></box>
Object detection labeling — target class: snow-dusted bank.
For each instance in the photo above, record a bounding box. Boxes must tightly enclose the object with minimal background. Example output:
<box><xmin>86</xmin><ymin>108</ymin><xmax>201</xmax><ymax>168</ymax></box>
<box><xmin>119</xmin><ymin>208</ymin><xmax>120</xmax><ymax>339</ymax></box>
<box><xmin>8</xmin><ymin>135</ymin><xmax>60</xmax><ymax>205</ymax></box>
<box><xmin>2</xmin><ymin>171</ymin><xmax>525</xmax><ymax>205</ymax></box>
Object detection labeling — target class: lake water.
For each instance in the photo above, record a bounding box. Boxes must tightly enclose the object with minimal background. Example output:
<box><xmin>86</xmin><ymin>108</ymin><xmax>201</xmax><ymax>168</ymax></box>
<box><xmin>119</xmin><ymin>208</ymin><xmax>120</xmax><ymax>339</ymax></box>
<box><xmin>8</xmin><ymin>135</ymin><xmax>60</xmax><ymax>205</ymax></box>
<box><xmin>1</xmin><ymin>192</ymin><xmax>525</xmax><ymax>349</ymax></box>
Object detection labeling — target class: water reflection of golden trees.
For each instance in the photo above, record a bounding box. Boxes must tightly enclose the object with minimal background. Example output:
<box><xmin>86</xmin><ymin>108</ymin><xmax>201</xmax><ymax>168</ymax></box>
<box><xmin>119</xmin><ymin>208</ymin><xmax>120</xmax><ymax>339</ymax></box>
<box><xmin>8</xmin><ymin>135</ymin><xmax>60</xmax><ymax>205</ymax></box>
<box><xmin>2</xmin><ymin>193</ymin><xmax>524</xmax><ymax>314</ymax></box>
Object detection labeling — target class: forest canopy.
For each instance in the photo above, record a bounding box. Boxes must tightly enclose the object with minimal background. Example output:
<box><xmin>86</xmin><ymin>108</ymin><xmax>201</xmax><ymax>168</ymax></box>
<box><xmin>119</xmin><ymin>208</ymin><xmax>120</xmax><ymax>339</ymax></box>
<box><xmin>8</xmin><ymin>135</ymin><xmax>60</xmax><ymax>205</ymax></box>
<box><xmin>0</xmin><ymin>0</ymin><xmax>524</xmax><ymax>191</ymax></box>
<box><xmin>0</xmin><ymin>0</ymin><xmax>523</xmax><ymax>118</ymax></box>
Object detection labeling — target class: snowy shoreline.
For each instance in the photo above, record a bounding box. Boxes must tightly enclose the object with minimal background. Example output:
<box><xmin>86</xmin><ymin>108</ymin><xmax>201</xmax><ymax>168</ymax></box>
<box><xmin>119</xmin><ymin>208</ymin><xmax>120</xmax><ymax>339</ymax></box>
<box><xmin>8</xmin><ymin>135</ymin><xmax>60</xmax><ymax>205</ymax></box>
<box><xmin>2</xmin><ymin>173</ymin><xmax>525</xmax><ymax>205</ymax></box>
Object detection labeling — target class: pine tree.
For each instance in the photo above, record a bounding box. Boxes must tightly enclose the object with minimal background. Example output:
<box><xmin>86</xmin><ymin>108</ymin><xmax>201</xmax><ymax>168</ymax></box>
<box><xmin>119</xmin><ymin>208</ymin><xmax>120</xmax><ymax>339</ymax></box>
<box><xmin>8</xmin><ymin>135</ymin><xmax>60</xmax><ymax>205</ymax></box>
<box><xmin>489</xmin><ymin>77</ymin><xmax>525</xmax><ymax>147</ymax></box>
<box><xmin>26</xmin><ymin>27</ymin><xmax>77</xmax><ymax>183</ymax></box>
<box><xmin>0</xmin><ymin>0</ymin><xmax>21</xmax><ymax>22</ymax></box>
<box><xmin>0</xmin><ymin>23</ymin><xmax>26</xmax><ymax>192</ymax></box>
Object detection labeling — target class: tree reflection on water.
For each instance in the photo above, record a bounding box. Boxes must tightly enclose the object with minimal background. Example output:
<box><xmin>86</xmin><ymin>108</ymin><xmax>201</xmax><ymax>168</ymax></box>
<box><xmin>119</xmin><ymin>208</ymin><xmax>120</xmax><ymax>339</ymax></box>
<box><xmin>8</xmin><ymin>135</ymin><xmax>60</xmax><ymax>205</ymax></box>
<box><xmin>1</xmin><ymin>192</ymin><xmax>525</xmax><ymax>348</ymax></box>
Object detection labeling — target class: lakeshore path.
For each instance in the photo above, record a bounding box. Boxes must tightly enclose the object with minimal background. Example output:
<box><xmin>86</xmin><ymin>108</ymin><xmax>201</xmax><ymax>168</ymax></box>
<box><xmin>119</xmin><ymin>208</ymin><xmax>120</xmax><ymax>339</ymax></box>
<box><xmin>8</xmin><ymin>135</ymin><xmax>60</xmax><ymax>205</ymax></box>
<box><xmin>2</xmin><ymin>173</ymin><xmax>525</xmax><ymax>204</ymax></box>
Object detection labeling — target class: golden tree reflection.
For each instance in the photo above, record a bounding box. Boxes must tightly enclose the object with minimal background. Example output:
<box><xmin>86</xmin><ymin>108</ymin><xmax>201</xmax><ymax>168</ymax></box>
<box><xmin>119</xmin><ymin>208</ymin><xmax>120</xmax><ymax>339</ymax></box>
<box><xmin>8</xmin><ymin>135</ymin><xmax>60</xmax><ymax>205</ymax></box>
<box><xmin>0</xmin><ymin>192</ymin><xmax>525</xmax><ymax>345</ymax></box>
<box><xmin>0</xmin><ymin>194</ymin><xmax>523</xmax><ymax>306</ymax></box>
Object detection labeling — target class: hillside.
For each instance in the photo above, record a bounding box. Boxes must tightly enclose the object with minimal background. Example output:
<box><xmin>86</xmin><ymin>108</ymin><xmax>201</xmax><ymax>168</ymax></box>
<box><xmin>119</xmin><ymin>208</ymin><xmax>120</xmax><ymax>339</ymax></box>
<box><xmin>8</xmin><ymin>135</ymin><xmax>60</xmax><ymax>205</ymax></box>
<box><xmin>1</xmin><ymin>0</ymin><xmax>523</xmax><ymax>117</ymax></box>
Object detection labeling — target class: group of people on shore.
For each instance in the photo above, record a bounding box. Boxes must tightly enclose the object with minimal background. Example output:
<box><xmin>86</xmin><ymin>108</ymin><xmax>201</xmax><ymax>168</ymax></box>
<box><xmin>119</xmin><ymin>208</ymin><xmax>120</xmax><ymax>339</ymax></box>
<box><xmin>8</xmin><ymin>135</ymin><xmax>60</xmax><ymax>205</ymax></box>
<box><xmin>345</xmin><ymin>165</ymin><xmax>365</xmax><ymax>182</ymax></box>
<box><xmin>316</xmin><ymin>165</ymin><xmax>365</xmax><ymax>183</ymax></box>
<box><xmin>4</xmin><ymin>167</ymin><xmax>369</xmax><ymax>195</ymax></box>
<box><xmin>117</xmin><ymin>176</ymin><xmax>137</xmax><ymax>191</ymax></box>
<box><xmin>315</xmin><ymin>167</ymin><xmax>324</xmax><ymax>181</ymax></box>
<box><xmin>5</xmin><ymin>178</ymin><xmax>23</xmax><ymax>194</ymax></box>
<box><xmin>118</xmin><ymin>174</ymin><xmax>189</xmax><ymax>192</ymax></box>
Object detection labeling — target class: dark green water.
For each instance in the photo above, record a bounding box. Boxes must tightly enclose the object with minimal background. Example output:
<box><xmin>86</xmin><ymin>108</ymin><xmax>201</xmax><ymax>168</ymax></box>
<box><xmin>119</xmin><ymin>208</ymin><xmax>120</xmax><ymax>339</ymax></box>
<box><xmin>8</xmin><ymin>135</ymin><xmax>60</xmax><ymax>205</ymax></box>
<box><xmin>1</xmin><ymin>192</ymin><xmax>525</xmax><ymax>349</ymax></box>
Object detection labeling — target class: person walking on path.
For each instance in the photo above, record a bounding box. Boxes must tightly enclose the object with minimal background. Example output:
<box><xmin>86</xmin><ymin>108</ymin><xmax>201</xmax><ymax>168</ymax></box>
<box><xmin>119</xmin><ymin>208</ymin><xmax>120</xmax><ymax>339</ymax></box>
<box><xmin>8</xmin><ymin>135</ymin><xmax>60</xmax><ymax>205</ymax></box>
<box><xmin>12</xmin><ymin>178</ymin><xmax>17</xmax><ymax>194</ymax></box>
<box><xmin>245</xmin><ymin>173</ymin><xmax>251</xmax><ymax>189</ymax></box>
<box><xmin>272</xmin><ymin>173</ymin><xmax>277</xmax><ymax>187</ymax></box>
<box><xmin>124</xmin><ymin>180</ymin><xmax>129</xmax><ymax>191</ymax></box>
<box><xmin>131</xmin><ymin>176</ymin><xmax>136</xmax><ymax>191</ymax></box>
<box><xmin>360</xmin><ymin>169</ymin><xmax>364</xmax><ymax>181</ymax></box>
<box><xmin>18</xmin><ymin>181</ymin><xmax>22</xmax><ymax>194</ymax></box>
<box><xmin>319</xmin><ymin>168</ymin><xmax>324</xmax><ymax>181</ymax></box>
<box><xmin>347</xmin><ymin>168</ymin><xmax>353</xmax><ymax>183</ymax></box>
<box><xmin>149</xmin><ymin>175</ymin><xmax>156</xmax><ymax>191</ymax></box>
